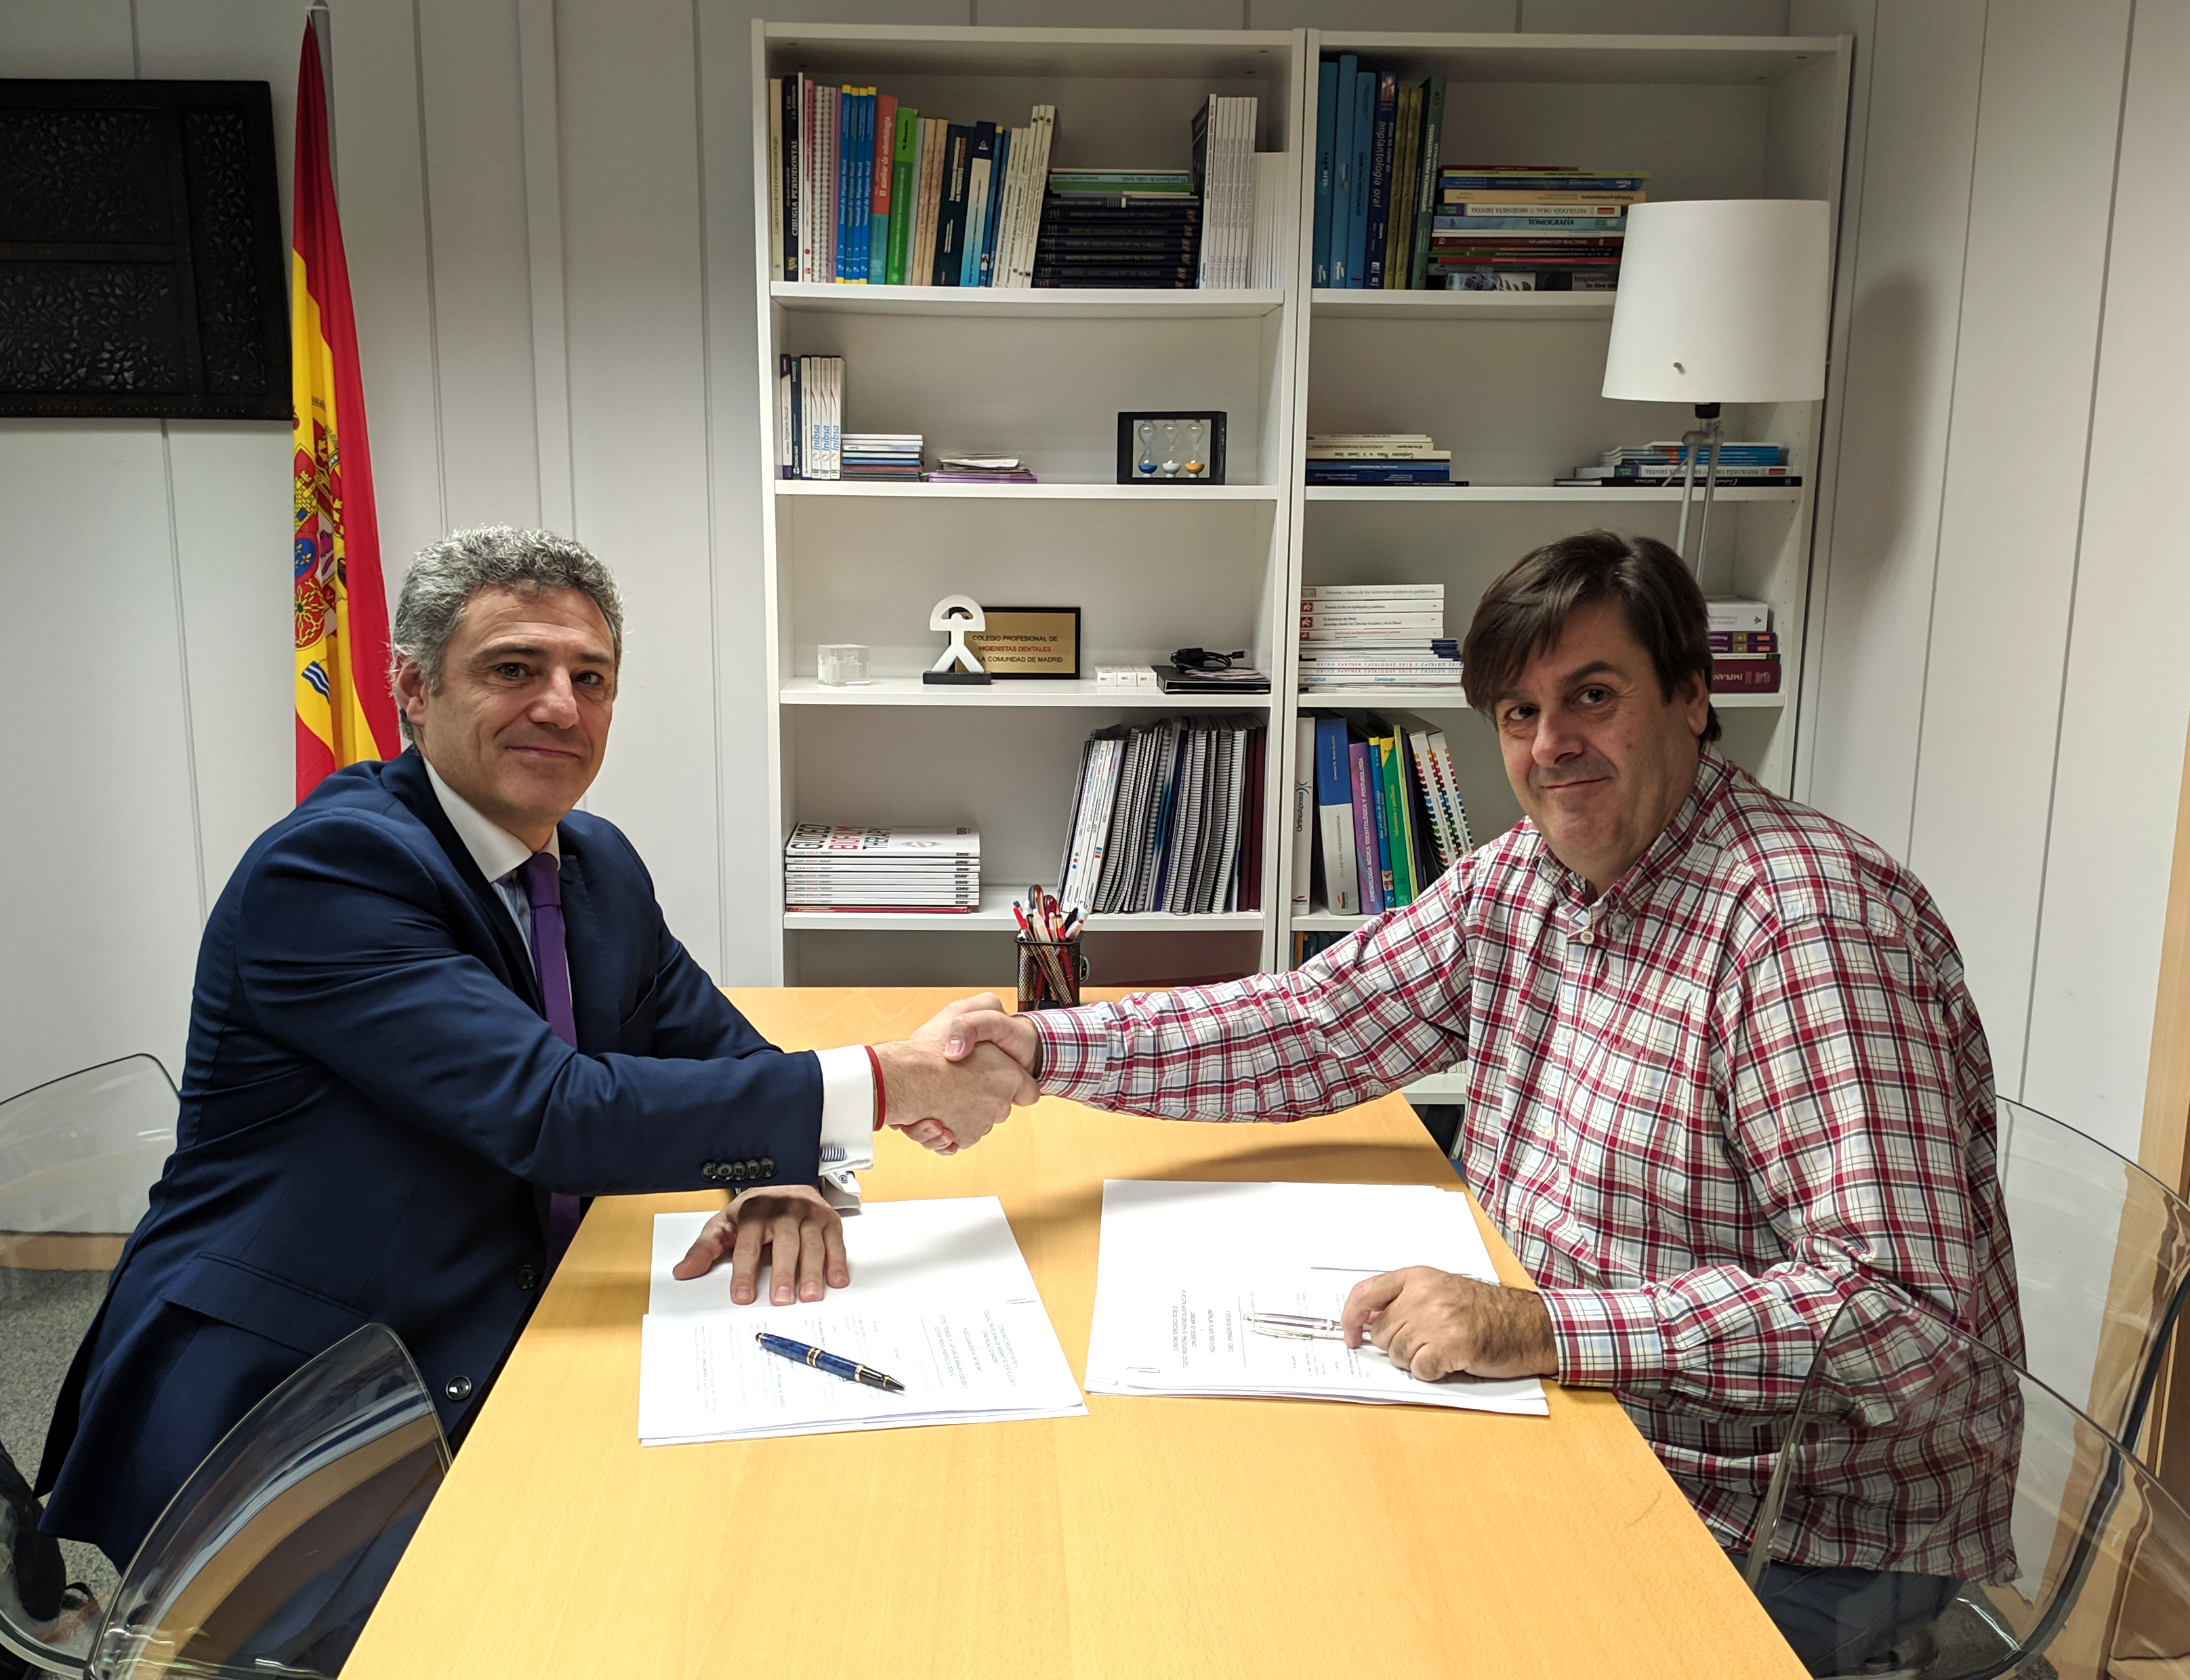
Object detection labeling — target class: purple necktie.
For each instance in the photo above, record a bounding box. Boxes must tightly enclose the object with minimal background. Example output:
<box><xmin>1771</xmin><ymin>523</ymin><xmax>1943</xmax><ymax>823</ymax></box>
<box><xmin>523</xmin><ymin>851</ymin><xmax>583</xmax><ymax>1279</ymax></box>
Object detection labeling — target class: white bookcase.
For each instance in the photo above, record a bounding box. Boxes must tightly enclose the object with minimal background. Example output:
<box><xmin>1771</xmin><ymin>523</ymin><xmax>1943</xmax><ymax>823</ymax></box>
<box><xmin>749</xmin><ymin>22</ymin><xmax>1848</xmax><ymax>994</ymax></box>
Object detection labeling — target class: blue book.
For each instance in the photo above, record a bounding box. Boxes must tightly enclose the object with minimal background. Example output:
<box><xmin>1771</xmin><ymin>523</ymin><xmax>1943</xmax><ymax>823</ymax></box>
<box><xmin>1313</xmin><ymin>716</ymin><xmax>1360</xmax><ymax>916</ymax></box>
<box><xmin>1344</xmin><ymin>68</ymin><xmax>1373</xmax><ymax>289</ymax></box>
<box><xmin>959</xmin><ymin>123</ymin><xmax>997</xmax><ymax>287</ymax></box>
<box><xmin>835</xmin><ymin>91</ymin><xmax>857</xmax><ymax>280</ymax></box>
<box><xmin>1362</xmin><ymin>72</ymin><xmax>1397</xmax><ymax>288</ymax></box>
<box><xmin>848</xmin><ymin>93</ymin><xmax>873</xmax><ymax>282</ymax></box>
<box><xmin>1330</xmin><ymin>55</ymin><xmax>1359</xmax><ymax>285</ymax></box>
<box><xmin>1439</xmin><ymin>171</ymin><xmax>1648</xmax><ymax>192</ymax></box>
<box><xmin>1310</xmin><ymin>60</ymin><xmax>1339</xmax><ymax>289</ymax></box>
<box><xmin>980</xmin><ymin>127</ymin><xmax>1010</xmax><ymax>284</ymax></box>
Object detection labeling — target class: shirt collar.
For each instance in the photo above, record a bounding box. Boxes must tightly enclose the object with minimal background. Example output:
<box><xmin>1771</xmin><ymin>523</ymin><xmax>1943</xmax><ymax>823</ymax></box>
<box><xmin>1529</xmin><ymin>749</ymin><xmax>1733</xmax><ymax>908</ymax></box>
<box><xmin>421</xmin><ymin>756</ymin><xmax>559</xmax><ymax>883</ymax></box>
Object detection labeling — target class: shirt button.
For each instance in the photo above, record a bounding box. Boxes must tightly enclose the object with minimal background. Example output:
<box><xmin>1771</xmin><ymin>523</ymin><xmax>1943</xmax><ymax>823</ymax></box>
<box><xmin>445</xmin><ymin>1375</ymin><xmax>474</xmax><ymax>1402</ymax></box>
<box><xmin>1576</xmin><ymin>929</ymin><xmax>1594</xmax><ymax>944</ymax></box>
<box><xmin>516</xmin><ymin>1265</ymin><xmax>538</xmax><ymax>1290</ymax></box>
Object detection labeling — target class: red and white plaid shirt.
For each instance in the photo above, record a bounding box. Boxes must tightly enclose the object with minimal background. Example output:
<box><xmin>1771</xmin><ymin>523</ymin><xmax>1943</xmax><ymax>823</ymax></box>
<box><xmin>1032</xmin><ymin>751</ymin><xmax>2021</xmax><ymax>1569</ymax></box>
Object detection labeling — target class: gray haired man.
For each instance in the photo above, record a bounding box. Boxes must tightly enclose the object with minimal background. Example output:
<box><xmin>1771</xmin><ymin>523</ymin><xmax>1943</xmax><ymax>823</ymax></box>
<box><xmin>36</xmin><ymin>526</ymin><xmax>1023</xmax><ymax>1572</ymax></box>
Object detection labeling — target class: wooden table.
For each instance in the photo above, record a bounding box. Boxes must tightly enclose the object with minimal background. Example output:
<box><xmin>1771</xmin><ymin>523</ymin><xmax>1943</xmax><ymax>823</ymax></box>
<box><xmin>343</xmin><ymin>987</ymin><xmax>1803</xmax><ymax>1680</ymax></box>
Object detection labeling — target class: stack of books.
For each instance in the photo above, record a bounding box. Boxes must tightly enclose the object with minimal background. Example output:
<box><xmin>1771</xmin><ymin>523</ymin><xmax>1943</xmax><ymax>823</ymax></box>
<box><xmin>1190</xmin><ymin>95</ymin><xmax>1262</xmax><ymax>289</ymax></box>
<box><xmin>1304</xmin><ymin>713</ymin><xmax>1472</xmax><ymax>917</ymax></box>
<box><xmin>1055</xmin><ymin>716</ymin><xmax>1267</xmax><ymax>915</ymax></box>
<box><xmin>1709</xmin><ymin>598</ymin><xmax>1780</xmax><ymax>694</ymax></box>
<box><xmin>927</xmin><ymin>453</ymin><xmax>1036</xmax><ymax>484</ymax></box>
<box><xmin>1297</xmin><ymin>583</ymin><xmax>1463</xmax><ymax>690</ymax></box>
<box><xmin>1304</xmin><ymin>433</ymin><xmax>1456</xmax><ymax>486</ymax></box>
<box><xmin>1429</xmin><ymin>166</ymin><xmax>1644</xmax><ymax>291</ymax></box>
<box><xmin>775</xmin><ymin>354</ymin><xmax>843</xmax><ymax>480</ymax></box>
<box><xmin>1555</xmin><ymin>442</ymin><xmax>1800</xmax><ymax>488</ymax></box>
<box><xmin>841</xmin><ymin>434</ymin><xmax>922</xmax><ymax>482</ymax></box>
<box><xmin>1035</xmin><ymin>170</ymin><xmax>1202</xmax><ymax>290</ymax></box>
<box><xmin>783</xmin><ymin>824</ymin><xmax>980</xmax><ymax>912</ymax></box>
<box><xmin>1310</xmin><ymin>57</ymin><xmax>1448</xmax><ymax>289</ymax></box>
<box><xmin>769</xmin><ymin>79</ymin><xmax>1056</xmax><ymax>288</ymax></box>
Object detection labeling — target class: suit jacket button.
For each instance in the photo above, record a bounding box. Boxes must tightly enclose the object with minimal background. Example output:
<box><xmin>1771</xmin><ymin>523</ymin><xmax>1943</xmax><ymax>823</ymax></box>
<box><xmin>760</xmin><ymin>1158</ymin><xmax>774</xmax><ymax>1176</ymax></box>
<box><xmin>516</xmin><ymin>1265</ymin><xmax>538</xmax><ymax>1290</ymax></box>
<box><xmin>445</xmin><ymin>1376</ymin><xmax>474</xmax><ymax>1402</ymax></box>
<box><xmin>701</xmin><ymin>1160</ymin><xmax>719</xmax><ymax>1179</ymax></box>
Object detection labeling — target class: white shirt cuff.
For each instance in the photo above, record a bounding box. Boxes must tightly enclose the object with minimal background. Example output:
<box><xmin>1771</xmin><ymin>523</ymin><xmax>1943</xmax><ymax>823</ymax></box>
<box><xmin>814</xmin><ymin>1044</ymin><xmax>876</xmax><ymax>1212</ymax></box>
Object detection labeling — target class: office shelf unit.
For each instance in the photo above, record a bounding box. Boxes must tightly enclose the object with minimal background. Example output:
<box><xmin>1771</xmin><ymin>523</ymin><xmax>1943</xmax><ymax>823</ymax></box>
<box><xmin>749</xmin><ymin>22</ymin><xmax>1849</xmax><ymax>994</ymax></box>
<box><xmin>1275</xmin><ymin>28</ymin><xmax>1850</xmax><ymax>955</ymax></box>
<box><xmin>753</xmin><ymin>23</ymin><xmax>1304</xmax><ymax>987</ymax></box>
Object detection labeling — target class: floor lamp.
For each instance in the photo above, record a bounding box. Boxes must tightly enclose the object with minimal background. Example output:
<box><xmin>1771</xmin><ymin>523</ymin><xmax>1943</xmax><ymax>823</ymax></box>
<box><xmin>1602</xmin><ymin>199</ymin><xmax>1833</xmax><ymax>575</ymax></box>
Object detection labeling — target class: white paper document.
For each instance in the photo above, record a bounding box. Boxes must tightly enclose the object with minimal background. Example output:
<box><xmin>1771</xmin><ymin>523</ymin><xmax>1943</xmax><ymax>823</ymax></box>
<box><xmin>1085</xmin><ymin>1181</ymin><xmax>1549</xmax><ymax>1417</ymax></box>
<box><xmin>638</xmin><ymin>1197</ymin><xmax>1086</xmax><ymax>1446</ymax></box>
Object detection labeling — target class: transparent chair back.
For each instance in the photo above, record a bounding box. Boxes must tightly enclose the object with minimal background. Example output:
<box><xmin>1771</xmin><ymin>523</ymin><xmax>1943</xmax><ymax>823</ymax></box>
<box><xmin>88</xmin><ymin>1322</ymin><xmax>448</xmax><ymax>1680</ymax></box>
<box><xmin>1745</xmin><ymin>1283</ymin><xmax>2190</xmax><ymax>1679</ymax></box>
<box><xmin>0</xmin><ymin>1055</ymin><xmax>179</xmax><ymax>1676</ymax></box>
<box><xmin>1994</xmin><ymin>1095</ymin><xmax>2190</xmax><ymax>1452</ymax></box>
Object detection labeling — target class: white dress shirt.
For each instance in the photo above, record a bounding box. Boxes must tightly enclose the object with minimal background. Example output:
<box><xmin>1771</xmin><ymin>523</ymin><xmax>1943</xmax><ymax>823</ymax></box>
<box><xmin>420</xmin><ymin>759</ymin><xmax>875</xmax><ymax>1204</ymax></box>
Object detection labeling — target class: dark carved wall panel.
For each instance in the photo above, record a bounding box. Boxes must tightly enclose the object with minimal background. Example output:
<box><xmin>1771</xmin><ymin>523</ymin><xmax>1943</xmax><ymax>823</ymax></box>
<box><xmin>0</xmin><ymin>81</ymin><xmax>289</xmax><ymax>420</ymax></box>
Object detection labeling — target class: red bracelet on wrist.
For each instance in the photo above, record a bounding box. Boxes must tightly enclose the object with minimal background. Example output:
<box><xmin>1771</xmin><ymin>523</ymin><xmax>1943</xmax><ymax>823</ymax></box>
<box><xmin>863</xmin><ymin>1043</ymin><xmax>885</xmax><ymax>1131</ymax></box>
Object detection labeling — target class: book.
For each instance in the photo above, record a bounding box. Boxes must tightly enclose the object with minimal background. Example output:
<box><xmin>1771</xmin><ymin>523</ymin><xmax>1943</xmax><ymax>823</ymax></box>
<box><xmin>1407</xmin><ymin>75</ymin><xmax>1445</xmax><ymax>289</ymax></box>
<box><xmin>1301</xmin><ymin>583</ymin><xmax>1445</xmax><ymax>599</ymax></box>
<box><xmin>834</xmin><ymin>89</ymin><xmax>857</xmax><ymax>282</ymax></box>
<box><xmin>1348</xmin><ymin>738</ymin><xmax>1382</xmax><ymax>915</ymax></box>
<box><xmin>1329</xmin><ymin>55</ymin><xmax>1359</xmax><ymax>287</ymax></box>
<box><xmin>1439</xmin><ymin>170</ymin><xmax>1649</xmax><ymax>191</ymax></box>
<box><xmin>1305</xmin><ymin>465</ymin><xmax>1455</xmax><ymax>484</ymax></box>
<box><xmin>1313</xmin><ymin>716</ymin><xmax>1359</xmax><ymax>916</ymax></box>
<box><xmin>1292</xmin><ymin>716</ymin><xmax>1317</xmax><ymax>912</ymax></box>
<box><xmin>1711</xmin><ymin>658</ymin><xmax>1782</xmax><ymax>693</ymax></box>
<box><xmin>961</xmin><ymin>123</ymin><xmax>997</xmax><ymax>287</ymax></box>
<box><xmin>1707</xmin><ymin>598</ymin><xmax>1772</xmax><ymax>632</ymax></box>
<box><xmin>768</xmin><ymin>79</ymin><xmax>785</xmax><ymax>282</ymax></box>
<box><xmin>1311</xmin><ymin>60</ymin><xmax>1339</xmax><ymax>289</ymax></box>
<box><xmin>934</xmin><ymin>125</ymin><xmax>974</xmax><ymax>285</ymax></box>
<box><xmin>1374</xmin><ymin>726</ymin><xmax>1415</xmax><ymax>904</ymax></box>
<box><xmin>1710</xmin><ymin>631</ymin><xmax>1779</xmax><ymax>655</ymax></box>
<box><xmin>1382</xmin><ymin>83</ymin><xmax>1419</xmax><ymax>291</ymax></box>
<box><xmin>1361</xmin><ymin>72</ymin><xmax>1397</xmax><ymax>288</ymax></box>
<box><xmin>1346</xmin><ymin>67</ymin><xmax>1373</xmax><ymax>289</ymax></box>
<box><xmin>885</xmin><ymin>104</ymin><xmax>917</xmax><ymax>285</ymax></box>
<box><xmin>867</xmin><ymin>93</ymin><xmax>896</xmax><ymax>283</ymax></box>
<box><xmin>1439</xmin><ymin>189</ymin><xmax>1648</xmax><ymax>205</ymax></box>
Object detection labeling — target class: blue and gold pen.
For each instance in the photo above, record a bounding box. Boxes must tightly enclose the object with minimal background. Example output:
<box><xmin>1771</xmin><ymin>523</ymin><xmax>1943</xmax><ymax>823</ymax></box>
<box><xmin>755</xmin><ymin>1331</ymin><xmax>905</xmax><ymax>1392</ymax></box>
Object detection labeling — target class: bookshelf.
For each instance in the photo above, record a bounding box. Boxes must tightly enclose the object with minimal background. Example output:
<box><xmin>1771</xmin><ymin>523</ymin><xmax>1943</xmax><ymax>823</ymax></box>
<box><xmin>748</xmin><ymin>22</ymin><xmax>1848</xmax><ymax>996</ymax></box>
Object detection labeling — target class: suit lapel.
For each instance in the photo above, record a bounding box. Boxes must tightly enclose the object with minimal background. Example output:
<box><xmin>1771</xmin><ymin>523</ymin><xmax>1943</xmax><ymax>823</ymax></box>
<box><xmin>554</xmin><ymin>836</ymin><xmax>617</xmax><ymax>1055</ymax></box>
<box><xmin>379</xmin><ymin>750</ymin><xmax>543</xmax><ymax>1013</ymax></box>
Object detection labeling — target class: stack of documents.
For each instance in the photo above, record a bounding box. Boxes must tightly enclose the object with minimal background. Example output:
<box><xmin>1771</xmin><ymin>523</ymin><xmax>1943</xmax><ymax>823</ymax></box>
<box><xmin>1084</xmin><ymin>1180</ymin><xmax>1548</xmax><ymax>1416</ymax></box>
<box><xmin>639</xmin><ymin>1198</ymin><xmax>1086</xmax><ymax>1445</ymax></box>
<box><xmin>783</xmin><ymin>824</ymin><xmax>980</xmax><ymax>912</ymax></box>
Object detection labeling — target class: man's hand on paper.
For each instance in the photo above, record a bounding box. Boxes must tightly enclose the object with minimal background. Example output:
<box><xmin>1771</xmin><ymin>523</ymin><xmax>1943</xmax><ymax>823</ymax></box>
<box><xmin>873</xmin><ymin>994</ymin><xmax>1034</xmax><ymax>1155</ymax></box>
<box><xmin>1341</xmin><ymin>1267</ymin><xmax>1558</xmax><ymax>1381</ymax></box>
<box><xmin>672</xmin><ymin>1183</ymin><xmax>848</xmax><ymax>1305</ymax></box>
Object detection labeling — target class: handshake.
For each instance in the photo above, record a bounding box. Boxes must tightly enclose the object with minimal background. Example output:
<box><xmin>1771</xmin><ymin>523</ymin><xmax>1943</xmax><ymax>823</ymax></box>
<box><xmin>877</xmin><ymin>991</ymin><xmax>1048</xmax><ymax>1156</ymax></box>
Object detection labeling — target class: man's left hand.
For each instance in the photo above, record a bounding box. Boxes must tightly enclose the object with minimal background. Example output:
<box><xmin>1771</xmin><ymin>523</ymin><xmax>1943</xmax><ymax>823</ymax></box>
<box><xmin>1341</xmin><ymin>1267</ymin><xmax>1559</xmax><ymax>1381</ymax></box>
<box><xmin>671</xmin><ymin>1183</ymin><xmax>848</xmax><ymax>1305</ymax></box>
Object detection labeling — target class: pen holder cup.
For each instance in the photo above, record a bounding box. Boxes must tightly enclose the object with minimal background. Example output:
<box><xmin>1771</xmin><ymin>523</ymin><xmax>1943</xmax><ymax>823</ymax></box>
<box><xmin>1016</xmin><ymin>936</ymin><xmax>1086</xmax><ymax>1011</ymax></box>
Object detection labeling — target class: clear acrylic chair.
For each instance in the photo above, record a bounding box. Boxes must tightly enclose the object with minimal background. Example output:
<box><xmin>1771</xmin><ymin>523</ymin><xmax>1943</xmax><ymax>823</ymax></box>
<box><xmin>86</xmin><ymin>1322</ymin><xmax>448</xmax><ymax>1680</ymax></box>
<box><xmin>0</xmin><ymin>1055</ymin><xmax>179</xmax><ymax>1677</ymax></box>
<box><xmin>1743</xmin><ymin>1282</ymin><xmax>2190</xmax><ymax>1679</ymax></box>
<box><xmin>1991</xmin><ymin>1095</ymin><xmax>2190</xmax><ymax>1456</ymax></box>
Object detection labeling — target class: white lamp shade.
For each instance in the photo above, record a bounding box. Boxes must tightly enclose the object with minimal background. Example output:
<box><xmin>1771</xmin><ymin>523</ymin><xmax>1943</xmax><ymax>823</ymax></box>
<box><xmin>1602</xmin><ymin>199</ymin><xmax>1832</xmax><ymax>404</ymax></box>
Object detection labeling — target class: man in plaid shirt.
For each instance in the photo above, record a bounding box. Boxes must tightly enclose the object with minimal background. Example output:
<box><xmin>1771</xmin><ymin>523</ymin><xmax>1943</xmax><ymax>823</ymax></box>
<box><xmin>941</xmin><ymin>532</ymin><xmax>2019</xmax><ymax>1675</ymax></box>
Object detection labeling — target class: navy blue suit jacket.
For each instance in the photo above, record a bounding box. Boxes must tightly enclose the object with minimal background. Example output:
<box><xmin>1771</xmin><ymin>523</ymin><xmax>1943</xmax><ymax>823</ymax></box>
<box><xmin>38</xmin><ymin>749</ymin><xmax>822</xmax><ymax>1565</ymax></box>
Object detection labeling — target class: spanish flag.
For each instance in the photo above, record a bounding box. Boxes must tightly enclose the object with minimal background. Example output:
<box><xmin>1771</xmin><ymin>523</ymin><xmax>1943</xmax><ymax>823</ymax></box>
<box><xmin>292</xmin><ymin>24</ymin><xmax>396</xmax><ymax>800</ymax></box>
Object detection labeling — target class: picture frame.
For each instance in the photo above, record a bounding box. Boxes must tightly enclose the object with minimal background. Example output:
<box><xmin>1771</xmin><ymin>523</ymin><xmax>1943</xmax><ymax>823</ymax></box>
<box><xmin>962</xmin><ymin>606</ymin><xmax>1081</xmax><ymax>679</ymax></box>
<box><xmin>1116</xmin><ymin>411</ymin><xmax>1227</xmax><ymax>484</ymax></box>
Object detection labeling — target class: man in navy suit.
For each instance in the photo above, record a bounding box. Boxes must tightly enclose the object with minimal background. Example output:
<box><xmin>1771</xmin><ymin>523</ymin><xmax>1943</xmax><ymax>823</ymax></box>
<box><xmin>37</xmin><ymin>526</ymin><xmax>1026</xmax><ymax>1567</ymax></box>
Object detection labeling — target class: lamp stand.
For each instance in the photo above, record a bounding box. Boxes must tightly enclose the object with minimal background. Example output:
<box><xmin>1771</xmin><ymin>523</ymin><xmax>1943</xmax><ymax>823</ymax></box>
<box><xmin>1674</xmin><ymin>401</ymin><xmax>1723</xmax><ymax>576</ymax></box>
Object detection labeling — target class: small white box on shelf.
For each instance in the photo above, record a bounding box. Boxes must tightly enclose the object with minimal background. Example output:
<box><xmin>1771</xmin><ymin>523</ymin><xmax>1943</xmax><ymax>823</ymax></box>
<box><xmin>1096</xmin><ymin>666</ymin><xmax>1159</xmax><ymax>690</ymax></box>
<box><xmin>1705</xmin><ymin>599</ymin><xmax>1772</xmax><ymax>633</ymax></box>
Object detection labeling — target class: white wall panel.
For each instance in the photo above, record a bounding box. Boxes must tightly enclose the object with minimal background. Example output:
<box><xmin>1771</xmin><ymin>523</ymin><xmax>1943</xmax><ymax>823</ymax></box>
<box><xmin>330</xmin><ymin>0</ymin><xmax>447</xmax><ymax>592</ymax></box>
<box><xmin>1252</xmin><ymin>0</ymin><xmax>1514</xmax><ymax>26</ymax></box>
<box><xmin>1800</xmin><ymin>0</ymin><xmax>1983</xmax><ymax>857</ymax></box>
<box><xmin>0</xmin><ymin>0</ymin><xmax>133</xmax><ymax>72</ymax></box>
<box><xmin>415</xmin><ymin>0</ymin><xmax>543</xmax><ymax>531</ymax></box>
<box><xmin>1</xmin><ymin>425</ymin><xmax>203</xmax><ymax>1096</ymax></box>
<box><xmin>556</xmin><ymin>0</ymin><xmax>724</xmax><ymax>976</ymax></box>
<box><xmin>1905</xmin><ymin>0</ymin><xmax>2132</xmax><ymax>1089</ymax></box>
<box><xmin>2023</xmin><ymin>0</ymin><xmax>2190</xmax><ymax>1156</ymax></box>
